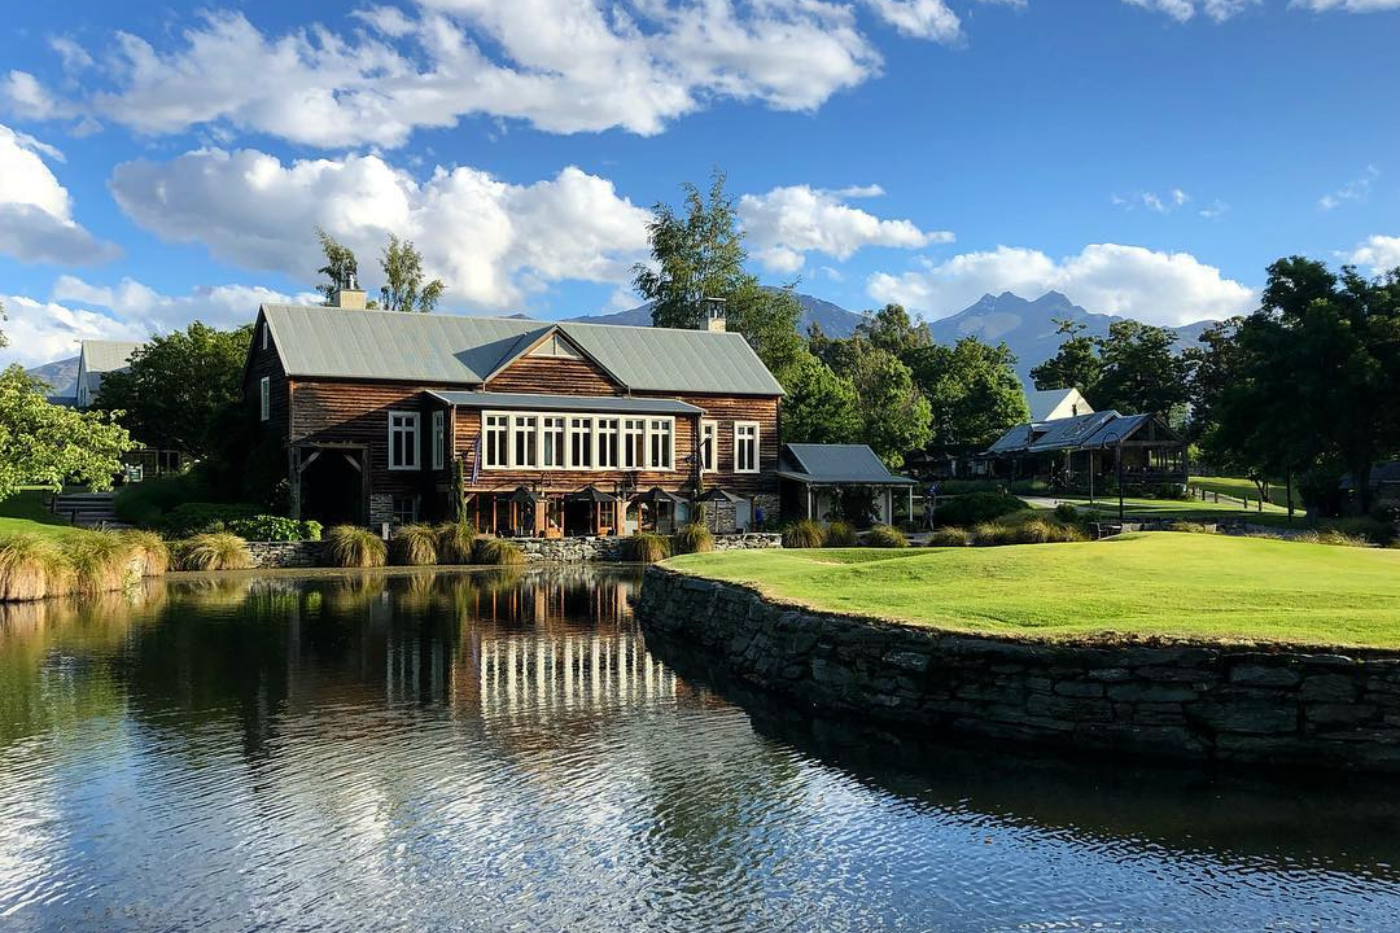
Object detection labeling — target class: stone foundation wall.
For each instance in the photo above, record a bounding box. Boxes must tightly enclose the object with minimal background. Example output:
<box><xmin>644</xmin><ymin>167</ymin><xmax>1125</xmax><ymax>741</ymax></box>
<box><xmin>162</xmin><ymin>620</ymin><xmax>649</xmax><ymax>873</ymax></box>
<box><xmin>245</xmin><ymin>540</ymin><xmax>327</xmax><ymax>568</ymax></box>
<box><xmin>636</xmin><ymin>568</ymin><xmax>1400</xmax><ymax>772</ymax></box>
<box><xmin>515</xmin><ymin>533</ymin><xmax>782</xmax><ymax>563</ymax></box>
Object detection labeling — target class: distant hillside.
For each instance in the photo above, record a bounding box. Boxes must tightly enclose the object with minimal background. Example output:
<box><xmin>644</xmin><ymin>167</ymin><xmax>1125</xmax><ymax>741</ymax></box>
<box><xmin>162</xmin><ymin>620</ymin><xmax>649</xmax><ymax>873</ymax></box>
<box><xmin>926</xmin><ymin>291</ymin><xmax>1215</xmax><ymax>384</ymax></box>
<box><xmin>26</xmin><ymin>356</ymin><xmax>79</xmax><ymax>398</ymax></box>
<box><xmin>567</xmin><ymin>290</ymin><xmax>864</xmax><ymax>338</ymax></box>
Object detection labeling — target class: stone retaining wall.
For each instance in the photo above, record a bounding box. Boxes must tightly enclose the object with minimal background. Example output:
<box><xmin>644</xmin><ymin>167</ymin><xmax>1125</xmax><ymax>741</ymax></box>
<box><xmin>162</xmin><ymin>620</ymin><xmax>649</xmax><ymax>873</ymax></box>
<box><xmin>636</xmin><ymin>568</ymin><xmax>1400</xmax><ymax>772</ymax></box>
<box><xmin>245</xmin><ymin>540</ymin><xmax>326</xmax><ymax>568</ymax></box>
<box><xmin>242</xmin><ymin>534</ymin><xmax>782</xmax><ymax>568</ymax></box>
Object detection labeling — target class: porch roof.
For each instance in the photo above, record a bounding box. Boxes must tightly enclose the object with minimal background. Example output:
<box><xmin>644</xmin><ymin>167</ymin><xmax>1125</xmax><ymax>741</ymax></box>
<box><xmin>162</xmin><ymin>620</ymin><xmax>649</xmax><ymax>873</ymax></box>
<box><xmin>426</xmin><ymin>390</ymin><xmax>703</xmax><ymax>416</ymax></box>
<box><xmin>776</xmin><ymin>443</ymin><xmax>917</xmax><ymax>486</ymax></box>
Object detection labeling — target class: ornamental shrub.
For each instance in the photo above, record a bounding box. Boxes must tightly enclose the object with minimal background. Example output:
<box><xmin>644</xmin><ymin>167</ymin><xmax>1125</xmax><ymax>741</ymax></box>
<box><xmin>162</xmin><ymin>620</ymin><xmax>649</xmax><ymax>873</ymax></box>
<box><xmin>390</xmin><ymin>524</ymin><xmax>439</xmax><ymax>566</ymax></box>
<box><xmin>324</xmin><ymin>525</ymin><xmax>387</xmax><ymax>568</ymax></box>
<box><xmin>782</xmin><ymin>520</ymin><xmax>826</xmax><ymax>549</ymax></box>
<box><xmin>177</xmin><ymin>533</ymin><xmax>253</xmax><ymax>571</ymax></box>
<box><xmin>930</xmin><ymin>492</ymin><xmax>1026</xmax><ymax>527</ymax></box>
<box><xmin>865</xmin><ymin>524</ymin><xmax>908</xmax><ymax>548</ymax></box>
<box><xmin>161</xmin><ymin>502</ymin><xmax>261</xmax><ymax>538</ymax></box>
<box><xmin>824</xmin><ymin>521</ymin><xmax>858</xmax><ymax>548</ymax></box>
<box><xmin>434</xmin><ymin>521</ymin><xmax>477</xmax><ymax>565</ymax></box>
<box><xmin>673</xmin><ymin>523</ymin><xmax>714</xmax><ymax>555</ymax></box>
<box><xmin>472</xmin><ymin>537</ymin><xmax>526</xmax><ymax>567</ymax></box>
<box><xmin>623</xmin><ymin>532</ymin><xmax>671</xmax><ymax>563</ymax></box>
<box><xmin>926</xmin><ymin>526</ymin><xmax>973</xmax><ymax>547</ymax></box>
<box><xmin>225</xmin><ymin>515</ymin><xmax>322</xmax><ymax>542</ymax></box>
<box><xmin>0</xmin><ymin>534</ymin><xmax>71</xmax><ymax>601</ymax></box>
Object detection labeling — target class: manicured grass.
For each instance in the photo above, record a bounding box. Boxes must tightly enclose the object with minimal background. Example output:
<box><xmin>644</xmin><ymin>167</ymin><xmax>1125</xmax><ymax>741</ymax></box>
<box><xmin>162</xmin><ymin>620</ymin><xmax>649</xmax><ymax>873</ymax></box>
<box><xmin>664</xmin><ymin>533</ymin><xmax>1400</xmax><ymax>649</ymax></box>
<box><xmin>1053</xmin><ymin>494</ymin><xmax>1299</xmax><ymax>527</ymax></box>
<box><xmin>0</xmin><ymin>490</ymin><xmax>80</xmax><ymax>539</ymax></box>
<box><xmin>1189</xmin><ymin>476</ymin><xmax>1304</xmax><ymax>511</ymax></box>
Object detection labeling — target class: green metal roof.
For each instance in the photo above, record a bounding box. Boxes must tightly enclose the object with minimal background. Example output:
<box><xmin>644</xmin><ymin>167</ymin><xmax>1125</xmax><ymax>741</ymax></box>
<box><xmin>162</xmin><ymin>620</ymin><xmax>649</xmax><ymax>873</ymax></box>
<box><xmin>261</xmin><ymin>304</ymin><xmax>784</xmax><ymax>396</ymax></box>
<box><xmin>427</xmin><ymin>391</ymin><xmax>702</xmax><ymax>416</ymax></box>
<box><xmin>777</xmin><ymin>444</ymin><xmax>917</xmax><ymax>486</ymax></box>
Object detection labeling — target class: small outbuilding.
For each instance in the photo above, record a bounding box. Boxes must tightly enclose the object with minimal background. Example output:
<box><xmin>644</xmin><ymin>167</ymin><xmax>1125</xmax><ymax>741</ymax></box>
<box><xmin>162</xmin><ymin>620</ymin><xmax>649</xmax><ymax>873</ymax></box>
<box><xmin>982</xmin><ymin>410</ymin><xmax>1187</xmax><ymax>492</ymax></box>
<box><xmin>776</xmin><ymin>444</ymin><xmax>918</xmax><ymax>526</ymax></box>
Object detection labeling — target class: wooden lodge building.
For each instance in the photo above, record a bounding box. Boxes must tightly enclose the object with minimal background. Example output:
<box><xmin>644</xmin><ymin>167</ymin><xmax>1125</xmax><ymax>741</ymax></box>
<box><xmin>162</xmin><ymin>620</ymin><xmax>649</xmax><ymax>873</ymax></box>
<box><xmin>243</xmin><ymin>288</ymin><xmax>789</xmax><ymax>536</ymax></box>
<box><xmin>982</xmin><ymin>408</ymin><xmax>1188</xmax><ymax>493</ymax></box>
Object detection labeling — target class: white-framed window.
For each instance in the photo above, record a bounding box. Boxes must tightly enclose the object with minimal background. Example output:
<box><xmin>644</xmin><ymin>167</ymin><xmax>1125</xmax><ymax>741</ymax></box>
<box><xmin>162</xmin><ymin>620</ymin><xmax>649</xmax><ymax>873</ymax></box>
<box><xmin>542</xmin><ymin>416</ymin><xmax>567</xmax><ymax>468</ymax></box>
<box><xmin>569</xmin><ymin>416</ymin><xmax>593</xmax><ymax>468</ymax></box>
<box><xmin>700</xmin><ymin>420</ymin><xmax>717</xmax><ymax>472</ymax></box>
<box><xmin>648</xmin><ymin>418</ymin><xmax>674</xmax><ymax>470</ymax></box>
<box><xmin>259</xmin><ymin>377</ymin><xmax>270</xmax><ymax>422</ymax></box>
<box><xmin>431</xmin><ymin>410</ymin><xmax>446</xmax><ymax>471</ymax></box>
<box><xmin>389</xmin><ymin>411</ymin><xmax>421</xmax><ymax>471</ymax></box>
<box><xmin>484</xmin><ymin>414</ymin><xmax>509</xmax><ymax>468</ymax></box>
<box><xmin>261</xmin><ymin>321</ymin><xmax>269</xmax><ymax>351</ymax></box>
<box><xmin>735</xmin><ymin>422</ymin><xmax>759</xmax><ymax>473</ymax></box>
<box><xmin>622</xmin><ymin>418</ymin><xmax>646</xmax><ymax>470</ymax></box>
<box><xmin>512</xmin><ymin>415</ymin><xmax>539</xmax><ymax>468</ymax></box>
<box><xmin>596</xmin><ymin>417</ymin><xmax>619</xmax><ymax>469</ymax></box>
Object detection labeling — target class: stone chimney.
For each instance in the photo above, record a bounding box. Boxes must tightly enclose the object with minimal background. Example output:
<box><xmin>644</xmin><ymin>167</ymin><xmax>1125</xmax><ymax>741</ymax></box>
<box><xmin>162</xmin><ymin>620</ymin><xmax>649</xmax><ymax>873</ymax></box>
<box><xmin>703</xmin><ymin>296</ymin><xmax>726</xmax><ymax>333</ymax></box>
<box><xmin>333</xmin><ymin>272</ymin><xmax>367</xmax><ymax>310</ymax></box>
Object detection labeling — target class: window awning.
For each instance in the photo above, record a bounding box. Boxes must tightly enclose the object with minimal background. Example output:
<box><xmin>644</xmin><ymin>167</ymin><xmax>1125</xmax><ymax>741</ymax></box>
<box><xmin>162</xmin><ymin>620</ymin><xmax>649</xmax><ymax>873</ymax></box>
<box><xmin>427</xmin><ymin>390</ymin><xmax>703</xmax><ymax>416</ymax></box>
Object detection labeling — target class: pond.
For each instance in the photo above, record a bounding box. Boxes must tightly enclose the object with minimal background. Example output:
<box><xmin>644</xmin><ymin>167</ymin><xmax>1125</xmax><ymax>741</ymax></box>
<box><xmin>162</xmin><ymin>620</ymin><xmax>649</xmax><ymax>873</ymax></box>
<box><xmin>1</xmin><ymin>567</ymin><xmax>1398</xmax><ymax>932</ymax></box>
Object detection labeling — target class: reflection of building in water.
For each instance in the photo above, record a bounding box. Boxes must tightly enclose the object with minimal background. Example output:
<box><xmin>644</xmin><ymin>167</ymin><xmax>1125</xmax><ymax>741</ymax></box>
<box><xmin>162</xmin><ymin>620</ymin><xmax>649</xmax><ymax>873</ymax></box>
<box><xmin>376</xmin><ymin>569</ymin><xmax>682</xmax><ymax>716</ymax></box>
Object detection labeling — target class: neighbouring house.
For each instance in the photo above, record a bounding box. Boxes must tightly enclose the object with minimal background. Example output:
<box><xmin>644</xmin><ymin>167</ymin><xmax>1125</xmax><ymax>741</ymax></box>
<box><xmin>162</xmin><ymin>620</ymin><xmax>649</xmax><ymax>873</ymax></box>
<box><xmin>74</xmin><ymin>339</ymin><xmax>143</xmax><ymax>409</ymax></box>
<box><xmin>982</xmin><ymin>410</ymin><xmax>1187</xmax><ymax>492</ymax></box>
<box><xmin>1026</xmin><ymin>386</ymin><xmax>1093</xmax><ymax>423</ymax></box>
<box><xmin>243</xmin><ymin>287</ymin><xmax>784</xmax><ymax>535</ymax></box>
<box><xmin>1340</xmin><ymin>461</ymin><xmax>1400</xmax><ymax>512</ymax></box>
<box><xmin>777</xmin><ymin>444</ymin><xmax>918</xmax><ymax>526</ymax></box>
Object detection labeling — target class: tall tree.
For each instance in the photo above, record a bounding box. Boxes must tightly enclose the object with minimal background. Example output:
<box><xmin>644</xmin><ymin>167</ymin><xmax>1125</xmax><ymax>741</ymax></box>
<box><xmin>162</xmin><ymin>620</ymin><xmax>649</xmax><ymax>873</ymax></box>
<box><xmin>1210</xmin><ymin>258</ymin><xmax>1400</xmax><ymax>514</ymax></box>
<box><xmin>95</xmin><ymin>323</ymin><xmax>253</xmax><ymax>458</ymax></box>
<box><xmin>379</xmin><ymin>234</ymin><xmax>445</xmax><ymax>313</ymax></box>
<box><xmin>847</xmin><ymin>348</ymin><xmax>933</xmax><ymax>468</ymax></box>
<box><xmin>780</xmin><ymin>352</ymin><xmax>862</xmax><ymax>446</ymax></box>
<box><xmin>904</xmin><ymin>337</ymin><xmax>1030</xmax><ymax>450</ymax></box>
<box><xmin>1030</xmin><ymin>318</ymin><xmax>1101</xmax><ymax>395</ymax></box>
<box><xmin>316</xmin><ymin>228</ymin><xmax>360</xmax><ymax>305</ymax></box>
<box><xmin>1092</xmin><ymin>320</ymin><xmax>1194</xmax><ymax>416</ymax></box>
<box><xmin>0</xmin><ymin>366</ymin><xmax>132</xmax><ymax>501</ymax></box>
<box><xmin>854</xmin><ymin>303</ymin><xmax>931</xmax><ymax>357</ymax></box>
<box><xmin>633</xmin><ymin>172</ymin><xmax>804</xmax><ymax>383</ymax></box>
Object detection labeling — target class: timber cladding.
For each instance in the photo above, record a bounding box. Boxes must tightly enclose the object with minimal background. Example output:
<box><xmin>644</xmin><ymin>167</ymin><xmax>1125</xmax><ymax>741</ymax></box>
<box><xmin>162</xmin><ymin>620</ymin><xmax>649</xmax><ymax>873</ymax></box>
<box><xmin>486</xmin><ymin>355</ymin><xmax>622</xmax><ymax>396</ymax></box>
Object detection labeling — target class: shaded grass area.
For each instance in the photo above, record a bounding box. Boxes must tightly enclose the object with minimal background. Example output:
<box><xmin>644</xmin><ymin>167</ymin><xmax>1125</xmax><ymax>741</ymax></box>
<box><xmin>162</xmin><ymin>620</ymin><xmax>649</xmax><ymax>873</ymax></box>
<box><xmin>1051</xmin><ymin>495</ymin><xmax>1300</xmax><ymax>527</ymax></box>
<box><xmin>665</xmin><ymin>534</ymin><xmax>1400</xmax><ymax>650</ymax></box>
<box><xmin>0</xmin><ymin>490</ymin><xmax>80</xmax><ymax>538</ymax></box>
<box><xmin>1190</xmin><ymin>476</ymin><xmax>1304</xmax><ymax>511</ymax></box>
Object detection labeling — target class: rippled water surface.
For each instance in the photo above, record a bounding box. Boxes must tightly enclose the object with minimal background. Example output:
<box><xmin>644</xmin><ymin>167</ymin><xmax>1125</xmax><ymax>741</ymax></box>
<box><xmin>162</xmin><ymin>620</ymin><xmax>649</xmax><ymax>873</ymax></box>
<box><xmin>2</xmin><ymin>567</ymin><xmax>1399</xmax><ymax>932</ymax></box>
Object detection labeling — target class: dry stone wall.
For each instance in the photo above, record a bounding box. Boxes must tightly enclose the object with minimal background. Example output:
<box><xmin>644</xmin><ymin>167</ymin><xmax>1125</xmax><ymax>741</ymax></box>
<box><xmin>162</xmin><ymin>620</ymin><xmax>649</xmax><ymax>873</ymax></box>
<box><xmin>636</xmin><ymin>568</ymin><xmax>1400</xmax><ymax>773</ymax></box>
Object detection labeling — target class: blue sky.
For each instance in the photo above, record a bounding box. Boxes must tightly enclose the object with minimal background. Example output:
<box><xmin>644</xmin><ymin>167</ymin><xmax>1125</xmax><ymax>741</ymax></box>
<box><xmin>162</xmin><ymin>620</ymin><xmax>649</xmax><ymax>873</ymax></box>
<box><xmin>2</xmin><ymin>0</ymin><xmax>1397</xmax><ymax>367</ymax></box>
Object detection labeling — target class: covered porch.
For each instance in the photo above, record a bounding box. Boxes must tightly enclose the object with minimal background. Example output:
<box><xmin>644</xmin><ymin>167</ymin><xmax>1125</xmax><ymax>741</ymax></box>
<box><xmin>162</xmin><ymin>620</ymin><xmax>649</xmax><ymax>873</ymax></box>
<box><xmin>775</xmin><ymin>443</ymin><xmax>917</xmax><ymax>527</ymax></box>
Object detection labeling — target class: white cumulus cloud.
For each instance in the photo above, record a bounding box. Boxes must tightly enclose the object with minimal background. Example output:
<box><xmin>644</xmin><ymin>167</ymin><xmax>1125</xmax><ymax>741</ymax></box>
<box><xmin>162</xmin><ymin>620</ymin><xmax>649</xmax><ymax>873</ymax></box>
<box><xmin>1293</xmin><ymin>0</ymin><xmax>1400</xmax><ymax>10</ymax></box>
<box><xmin>866</xmin><ymin>243</ymin><xmax>1256</xmax><ymax>326</ymax></box>
<box><xmin>1122</xmin><ymin>0</ymin><xmax>1260</xmax><ymax>21</ymax></box>
<box><xmin>0</xmin><ymin>123</ymin><xmax>119</xmax><ymax>266</ymax></box>
<box><xmin>12</xmin><ymin>4</ymin><xmax>891</xmax><ymax>147</ymax></box>
<box><xmin>738</xmin><ymin>184</ymin><xmax>953</xmax><ymax>274</ymax></box>
<box><xmin>1346</xmin><ymin>235</ymin><xmax>1400</xmax><ymax>274</ymax></box>
<box><xmin>109</xmin><ymin>148</ymin><xmax>653</xmax><ymax>310</ymax></box>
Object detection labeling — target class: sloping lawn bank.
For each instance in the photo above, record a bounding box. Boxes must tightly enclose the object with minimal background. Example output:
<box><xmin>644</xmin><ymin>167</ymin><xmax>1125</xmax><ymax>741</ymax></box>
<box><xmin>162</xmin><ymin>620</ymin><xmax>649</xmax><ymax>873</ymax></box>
<box><xmin>664</xmin><ymin>533</ymin><xmax>1400</xmax><ymax>650</ymax></box>
<box><xmin>0</xmin><ymin>490</ymin><xmax>81</xmax><ymax>539</ymax></box>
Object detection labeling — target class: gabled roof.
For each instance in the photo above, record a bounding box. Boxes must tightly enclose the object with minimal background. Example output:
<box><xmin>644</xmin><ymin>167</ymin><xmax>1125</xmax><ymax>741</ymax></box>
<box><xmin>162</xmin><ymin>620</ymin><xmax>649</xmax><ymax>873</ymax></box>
<box><xmin>79</xmin><ymin>340</ymin><xmax>142</xmax><ymax>393</ymax></box>
<box><xmin>259</xmin><ymin>304</ymin><xmax>784</xmax><ymax>396</ymax></box>
<box><xmin>426</xmin><ymin>391</ymin><xmax>702</xmax><ymax>416</ymax></box>
<box><xmin>776</xmin><ymin>444</ymin><xmax>917</xmax><ymax>485</ymax></box>
<box><xmin>985</xmin><ymin>411</ymin><xmax>1170</xmax><ymax>455</ymax></box>
<box><xmin>1025</xmin><ymin>387</ymin><xmax>1093</xmax><ymax>422</ymax></box>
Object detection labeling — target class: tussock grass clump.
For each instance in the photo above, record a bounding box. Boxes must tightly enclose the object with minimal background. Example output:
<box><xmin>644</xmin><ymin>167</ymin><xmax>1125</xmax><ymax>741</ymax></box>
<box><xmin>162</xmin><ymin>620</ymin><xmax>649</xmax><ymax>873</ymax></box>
<box><xmin>178</xmin><ymin>533</ymin><xmax>253</xmax><ymax>572</ymax></box>
<box><xmin>472</xmin><ymin>537</ymin><xmax>526</xmax><ymax>566</ymax></box>
<box><xmin>1296</xmin><ymin>529</ymin><xmax>1373</xmax><ymax>548</ymax></box>
<box><xmin>324</xmin><ymin>525</ymin><xmax>387</xmax><ymax>568</ymax></box>
<box><xmin>673</xmin><ymin>523</ymin><xmax>714</xmax><ymax>555</ymax></box>
<box><xmin>390</xmin><ymin>523</ymin><xmax>439</xmax><ymax>566</ymax></box>
<box><xmin>64</xmin><ymin>531</ymin><xmax>140</xmax><ymax>595</ymax></box>
<box><xmin>123</xmin><ymin>529</ymin><xmax>170</xmax><ymax>576</ymax></box>
<box><xmin>0</xmin><ymin>534</ymin><xmax>72</xmax><ymax>601</ymax></box>
<box><xmin>434</xmin><ymin>521</ymin><xmax>477</xmax><ymax>565</ymax></box>
<box><xmin>1167</xmin><ymin>521</ymin><xmax>1216</xmax><ymax>535</ymax></box>
<box><xmin>866</xmin><ymin>524</ymin><xmax>908</xmax><ymax>548</ymax></box>
<box><xmin>1010</xmin><ymin>518</ymin><xmax>1088</xmax><ymax>545</ymax></box>
<box><xmin>927</xmin><ymin>526</ymin><xmax>974</xmax><ymax>547</ymax></box>
<box><xmin>782</xmin><ymin>519</ymin><xmax>826</xmax><ymax>549</ymax></box>
<box><xmin>622</xmin><ymin>532</ymin><xmax>671</xmax><ymax>563</ymax></box>
<box><xmin>971</xmin><ymin>522</ymin><xmax>1017</xmax><ymax>546</ymax></box>
<box><xmin>824</xmin><ymin>521</ymin><xmax>858</xmax><ymax>548</ymax></box>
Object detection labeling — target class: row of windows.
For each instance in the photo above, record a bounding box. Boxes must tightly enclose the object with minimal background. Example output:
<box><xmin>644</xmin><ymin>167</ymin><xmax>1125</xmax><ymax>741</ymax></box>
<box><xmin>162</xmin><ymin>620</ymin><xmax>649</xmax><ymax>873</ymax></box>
<box><xmin>385</xmin><ymin>409</ymin><xmax>761</xmax><ymax>474</ymax></box>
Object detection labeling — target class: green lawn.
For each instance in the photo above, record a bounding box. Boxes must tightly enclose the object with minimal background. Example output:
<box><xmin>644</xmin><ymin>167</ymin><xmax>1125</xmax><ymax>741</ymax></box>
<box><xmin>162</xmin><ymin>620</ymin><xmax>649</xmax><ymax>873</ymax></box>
<box><xmin>665</xmin><ymin>533</ymin><xmax>1400</xmax><ymax>649</ymax></box>
<box><xmin>1189</xmin><ymin>476</ymin><xmax>1304</xmax><ymax>511</ymax></box>
<box><xmin>1051</xmin><ymin>494</ymin><xmax>1299</xmax><ymax>527</ymax></box>
<box><xmin>0</xmin><ymin>489</ymin><xmax>81</xmax><ymax>539</ymax></box>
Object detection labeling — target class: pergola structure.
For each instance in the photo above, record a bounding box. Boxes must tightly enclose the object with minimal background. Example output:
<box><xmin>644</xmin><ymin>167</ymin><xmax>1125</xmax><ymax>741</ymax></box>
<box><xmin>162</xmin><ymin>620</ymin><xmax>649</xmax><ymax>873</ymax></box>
<box><xmin>982</xmin><ymin>411</ymin><xmax>1188</xmax><ymax>491</ymax></box>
